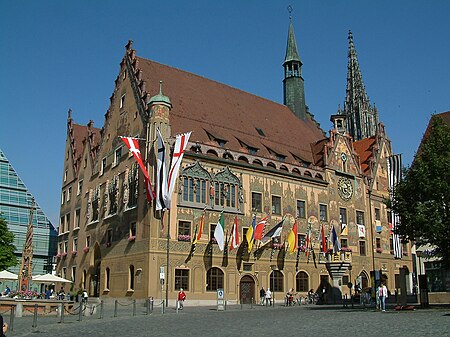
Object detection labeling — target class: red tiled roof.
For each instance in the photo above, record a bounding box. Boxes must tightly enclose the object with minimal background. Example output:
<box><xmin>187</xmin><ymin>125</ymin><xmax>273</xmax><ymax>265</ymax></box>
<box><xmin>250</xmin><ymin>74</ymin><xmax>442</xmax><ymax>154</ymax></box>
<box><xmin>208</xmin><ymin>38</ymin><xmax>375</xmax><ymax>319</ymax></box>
<box><xmin>137</xmin><ymin>57</ymin><xmax>326</xmax><ymax>165</ymax></box>
<box><xmin>353</xmin><ymin>137</ymin><xmax>376</xmax><ymax>175</ymax></box>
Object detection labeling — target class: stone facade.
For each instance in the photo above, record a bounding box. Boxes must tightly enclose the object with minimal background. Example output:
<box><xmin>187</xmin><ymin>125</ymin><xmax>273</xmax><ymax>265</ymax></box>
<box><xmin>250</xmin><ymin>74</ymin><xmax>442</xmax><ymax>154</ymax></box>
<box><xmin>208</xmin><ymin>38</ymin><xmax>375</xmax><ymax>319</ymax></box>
<box><xmin>56</xmin><ymin>23</ymin><xmax>413</xmax><ymax>304</ymax></box>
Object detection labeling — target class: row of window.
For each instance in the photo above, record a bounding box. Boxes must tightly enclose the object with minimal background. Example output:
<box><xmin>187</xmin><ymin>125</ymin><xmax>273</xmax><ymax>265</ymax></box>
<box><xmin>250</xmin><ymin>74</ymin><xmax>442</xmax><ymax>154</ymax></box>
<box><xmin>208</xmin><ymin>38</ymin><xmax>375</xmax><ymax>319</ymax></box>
<box><xmin>60</xmin><ymin>165</ymin><xmax>139</xmax><ymax>233</ymax></box>
<box><xmin>58</xmin><ymin>222</ymin><xmax>137</xmax><ymax>255</ymax></box>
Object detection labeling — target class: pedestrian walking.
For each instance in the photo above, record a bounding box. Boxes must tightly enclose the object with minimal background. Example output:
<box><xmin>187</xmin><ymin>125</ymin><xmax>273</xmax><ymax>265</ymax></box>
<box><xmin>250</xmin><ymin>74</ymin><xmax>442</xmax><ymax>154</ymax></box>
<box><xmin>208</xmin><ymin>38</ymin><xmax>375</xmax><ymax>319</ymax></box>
<box><xmin>82</xmin><ymin>289</ymin><xmax>88</xmax><ymax>303</ymax></box>
<box><xmin>379</xmin><ymin>283</ymin><xmax>388</xmax><ymax>311</ymax></box>
<box><xmin>177</xmin><ymin>288</ymin><xmax>186</xmax><ymax>310</ymax></box>
<box><xmin>265</xmin><ymin>288</ymin><xmax>272</xmax><ymax>306</ymax></box>
<box><xmin>259</xmin><ymin>287</ymin><xmax>265</xmax><ymax>305</ymax></box>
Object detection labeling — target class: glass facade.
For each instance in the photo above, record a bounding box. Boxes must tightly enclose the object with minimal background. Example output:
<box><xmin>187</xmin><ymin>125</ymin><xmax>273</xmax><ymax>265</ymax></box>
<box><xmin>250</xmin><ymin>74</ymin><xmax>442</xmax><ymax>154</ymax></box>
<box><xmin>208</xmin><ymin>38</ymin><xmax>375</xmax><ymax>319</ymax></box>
<box><xmin>0</xmin><ymin>148</ymin><xmax>57</xmax><ymax>279</ymax></box>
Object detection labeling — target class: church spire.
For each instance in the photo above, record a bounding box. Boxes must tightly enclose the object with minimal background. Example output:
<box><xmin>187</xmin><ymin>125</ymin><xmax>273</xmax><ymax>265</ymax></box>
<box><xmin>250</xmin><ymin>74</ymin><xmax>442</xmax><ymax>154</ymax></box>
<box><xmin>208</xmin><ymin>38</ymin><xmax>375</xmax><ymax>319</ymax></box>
<box><xmin>342</xmin><ymin>30</ymin><xmax>378</xmax><ymax>141</ymax></box>
<box><xmin>283</xmin><ymin>13</ymin><xmax>307</xmax><ymax>120</ymax></box>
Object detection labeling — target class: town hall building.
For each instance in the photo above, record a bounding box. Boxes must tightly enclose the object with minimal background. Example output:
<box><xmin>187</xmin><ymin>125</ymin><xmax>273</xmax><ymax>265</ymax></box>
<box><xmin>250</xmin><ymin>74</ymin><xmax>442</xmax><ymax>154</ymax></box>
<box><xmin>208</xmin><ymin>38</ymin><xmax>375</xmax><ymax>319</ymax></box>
<box><xmin>56</xmin><ymin>18</ymin><xmax>413</xmax><ymax>305</ymax></box>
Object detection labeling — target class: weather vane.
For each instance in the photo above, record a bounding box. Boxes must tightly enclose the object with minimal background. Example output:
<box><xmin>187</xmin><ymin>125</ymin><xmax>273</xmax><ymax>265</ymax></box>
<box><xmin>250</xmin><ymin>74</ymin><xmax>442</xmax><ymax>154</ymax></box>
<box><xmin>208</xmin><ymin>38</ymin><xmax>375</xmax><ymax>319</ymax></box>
<box><xmin>287</xmin><ymin>4</ymin><xmax>293</xmax><ymax>18</ymax></box>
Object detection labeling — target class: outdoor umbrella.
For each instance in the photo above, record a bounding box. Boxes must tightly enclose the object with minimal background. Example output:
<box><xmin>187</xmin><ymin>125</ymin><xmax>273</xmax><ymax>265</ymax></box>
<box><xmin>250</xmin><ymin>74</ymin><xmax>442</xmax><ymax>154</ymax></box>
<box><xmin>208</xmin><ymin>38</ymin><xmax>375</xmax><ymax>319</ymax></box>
<box><xmin>0</xmin><ymin>270</ymin><xmax>18</xmax><ymax>281</ymax></box>
<box><xmin>32</xmin><ymin>273</ymin><xmax>72</xmax><ymax>284</ymax></box>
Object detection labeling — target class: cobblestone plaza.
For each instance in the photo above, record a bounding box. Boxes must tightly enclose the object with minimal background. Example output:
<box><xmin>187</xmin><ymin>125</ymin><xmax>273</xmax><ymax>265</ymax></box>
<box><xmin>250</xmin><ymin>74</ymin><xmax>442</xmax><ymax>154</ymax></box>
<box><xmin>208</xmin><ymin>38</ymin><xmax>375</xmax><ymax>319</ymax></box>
<box><xmin>2</xmin><ymin>303</ymin><xmax>449</xmax><ymax>337</ymax></box>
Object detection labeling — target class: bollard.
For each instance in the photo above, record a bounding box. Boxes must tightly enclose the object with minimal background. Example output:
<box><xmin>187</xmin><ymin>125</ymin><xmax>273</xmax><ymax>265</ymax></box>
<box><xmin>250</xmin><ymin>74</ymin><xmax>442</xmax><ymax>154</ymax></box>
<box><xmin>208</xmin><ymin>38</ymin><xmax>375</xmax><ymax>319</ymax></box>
<box><xmin>251</xmin><ymin>297</ymin><xmax>253</xmax><ymax>309</ymax></box>
<box><xmin>114</xmin><ymin>300</ymin><xmax>118</xmax><ymax>317</ymax></box>
<box><xmin>99</xmin><ymin>300</ymin><xmax>104</xmax><ymax>319</ymax></box>
<box><xmin>225</xmin><ymin>300</ymin><xmax>227</xmax><ymax>311</ymax></box>
<box><xmin>161</xmin><ymin>300</ymin><xmax>165</xmax><ymax>314</ymax></box>
<box><xmin>240</xmin><ymin>299</ymin><xmax>243</xmax><ymax>310</ymax></box>
<box><xmin>32</xmin><ymin>304</ymin><xmax>38</xmax><ymax>328</ymax></box>
<box><xmin>150</xmin><ymin>297</ymin><xmax>154</xmax><ymax>313</ymax></box>
<box><xmin>351</xmin><ymin>294</ymin><xmax>354</xmax><ymax>309</ymax></box>
<box><xmin>78</xmin><ymin>302</ymin><xmax>83</xmax><ymax>322</ymax></box>
<box><xmin>59</xmin><ymin>302</ymin><xmax>64</xmax><ymax>323</ymax></box>
<box><xmin>133</xmin><ymin>299</ymin><xmax>136</xmax><ymax>316</ymax></box>
<box><xmin>9</xmin><ymin>306</ymin><xmax>14</xmax><ymax>331</ymax></box>
<box><xmin>146</xmin><ymin>298</ymin><xmax>149</xmax><ymax>315</ymax></box>
<box><xmin>176</xmin><ymin>300</ymin><xmax>179</xmax><ymax>314</ymax></box>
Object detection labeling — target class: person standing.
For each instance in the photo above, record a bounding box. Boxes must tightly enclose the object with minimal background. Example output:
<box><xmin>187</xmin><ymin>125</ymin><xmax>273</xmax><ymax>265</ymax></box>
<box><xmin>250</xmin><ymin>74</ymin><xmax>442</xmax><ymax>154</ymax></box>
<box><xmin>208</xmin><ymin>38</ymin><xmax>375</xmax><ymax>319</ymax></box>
<box><xmin>259</xmin><ymin>287</ymin><xmax>265</xmax><ymax>306</ymax></box>
<box><xmin>82</xmin><ymin>289</ymin><xmax>88</xmax><ymax>304</ymax></box>
<box><xmin>177</xmin><ymin>288</ymin><xmax>186</xmax><ymax>310</ymax></box>
<box><xmin>265</xmin><ymin>288</ymin><xmax>272</xmax><ymax>306</ymax></box>
<box><xmin>379</xmin><ymin>283</ymin><xmax>388</xmax><ymax>311</ymax></box>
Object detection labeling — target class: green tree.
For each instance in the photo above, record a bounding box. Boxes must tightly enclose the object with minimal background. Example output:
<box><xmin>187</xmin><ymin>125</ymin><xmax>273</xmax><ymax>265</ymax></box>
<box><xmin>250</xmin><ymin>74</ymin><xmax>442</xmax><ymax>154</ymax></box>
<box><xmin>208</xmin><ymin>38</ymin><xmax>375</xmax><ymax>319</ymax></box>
<box><xmin>391</xmin><ymin>115</ymin><xmax>450</xmax><ymax>267</ymax></box>
<box><xmin>0</xmin><ymin>215</ymin><xmax>18</xmax><ymax>270</ymax></box>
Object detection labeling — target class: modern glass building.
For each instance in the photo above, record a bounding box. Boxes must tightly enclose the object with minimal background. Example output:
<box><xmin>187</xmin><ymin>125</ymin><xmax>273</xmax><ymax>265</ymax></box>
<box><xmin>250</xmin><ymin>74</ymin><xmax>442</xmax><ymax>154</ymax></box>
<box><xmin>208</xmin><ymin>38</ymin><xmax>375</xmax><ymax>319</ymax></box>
<box><xmin>0</xmin><ymin>148</ymin><xmax>57</xmax><ymax>280</ymax></box>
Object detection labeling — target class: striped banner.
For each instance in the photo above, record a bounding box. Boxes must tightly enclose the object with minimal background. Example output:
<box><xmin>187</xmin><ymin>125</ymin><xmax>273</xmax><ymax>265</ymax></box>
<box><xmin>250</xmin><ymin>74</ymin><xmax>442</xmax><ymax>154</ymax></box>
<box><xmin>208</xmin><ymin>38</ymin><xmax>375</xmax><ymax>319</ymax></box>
<box><xmin>387</xmin><ymin>154</ymin><xmax>402</xmax><ymax>259</ymax></box>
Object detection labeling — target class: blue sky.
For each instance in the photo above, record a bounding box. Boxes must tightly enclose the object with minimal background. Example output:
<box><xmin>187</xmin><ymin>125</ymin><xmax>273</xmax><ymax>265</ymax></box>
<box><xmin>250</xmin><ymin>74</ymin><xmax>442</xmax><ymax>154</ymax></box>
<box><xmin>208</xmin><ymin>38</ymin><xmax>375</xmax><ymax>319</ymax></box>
<box><xmin>1</xmin><ymin>0</ymin><xmax>449</xmax><ymax>226</ymax></box>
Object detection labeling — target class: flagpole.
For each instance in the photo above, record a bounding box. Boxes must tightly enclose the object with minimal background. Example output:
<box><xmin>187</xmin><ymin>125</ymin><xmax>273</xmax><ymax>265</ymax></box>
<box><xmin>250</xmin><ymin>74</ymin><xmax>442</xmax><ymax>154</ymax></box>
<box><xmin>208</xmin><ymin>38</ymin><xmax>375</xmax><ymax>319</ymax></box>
<box><xmin>165</xmin><ymin>209</ymin><xmax>170</xmax><ymax>307</ymax></box>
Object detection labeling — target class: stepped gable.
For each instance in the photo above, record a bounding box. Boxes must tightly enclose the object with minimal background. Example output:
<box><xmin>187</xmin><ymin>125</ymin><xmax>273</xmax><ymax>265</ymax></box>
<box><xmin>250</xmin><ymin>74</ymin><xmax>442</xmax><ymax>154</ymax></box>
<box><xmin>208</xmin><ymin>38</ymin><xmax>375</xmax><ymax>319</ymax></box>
<box><xmin>67</xmin><ymin>111</ymin><xmax>101</xmax><ymax>175</ymax></box>
<box><xmin>135</xmin><ymin>56</ymin><xmax>326</xmax><ymax>166</ymax></box>
<box><xmin>353</xmin><ymin>136</ymin><xmax>376</xmax><ymax>175</ymax></box>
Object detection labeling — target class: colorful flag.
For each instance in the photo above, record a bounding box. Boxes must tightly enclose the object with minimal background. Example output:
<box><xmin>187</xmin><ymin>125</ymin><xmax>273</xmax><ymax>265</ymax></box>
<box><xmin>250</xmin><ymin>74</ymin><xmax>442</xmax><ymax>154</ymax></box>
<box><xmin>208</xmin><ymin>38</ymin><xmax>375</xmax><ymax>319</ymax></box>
<box><xmin>229</xmin><ymin>216</ymin><xmax>240</xmax><ymax>251</ymax></box>
<box><xmin>341</xmin><ymin>222</ymin><xmax>348</xmax><ymax>236</ymax></box>
<box><xmin>214</xmin><ymin>212</ymin><xmax>225</xmax><ymax>251</ymax></box>
<box><xmin>287</xmin><ymin>221</ymin><xmax>298</xmax><ymax>254</ymax></box>
<box><xmin>388</xmin><ymin>154</ymin><xmax>403</xmax><ymax>259</ymax></box>
<box><xmin>155</xmin><ymin>128</ymin><xmax>168</xmax><ymax>210</ymax></box>
<box><xmin>321</xmin><ymin>223</ymin><xmax>328</xmax><ymax>252</ymax></box>
<box><xmin>357</xmin><ymin>224</ymin><xmax>366</xmax><ymax>238</ymax></box>
<box><xmin>193</xmin><ymin>210</ymin><xmax>205</xmax><ymax>245</ymax></box>
<box><xmin>329</xmin><ymin>225</ymin><xmax>341</xmax><ymax>253</ymax></box>
<box><xmin>166</xmin><ymin>132</ymin><xmax>191</xmax><ymax>208</ymax></box>
<box><xmin>246</xmin><ymin>214</ymin><xmax>257</xmax><ymax>253</ymax></box>
<box><xmin>305</xmin><ymin>221</ymin><xmax>312</xmax><ymax>259</ymax></box>
<box><xmin>261</xmin><ymin>219</ymin><xmax>284</xmax><ymax>244</ymax></box>
<box><xmin>253</xmin><ymin>216</ymin><xmax>268</xmax><ymax>240</ymax></box>
<box><xmin>120</xmin><ymin>136</ymin><xmax>155</xmax><ymax>202</ymax></box>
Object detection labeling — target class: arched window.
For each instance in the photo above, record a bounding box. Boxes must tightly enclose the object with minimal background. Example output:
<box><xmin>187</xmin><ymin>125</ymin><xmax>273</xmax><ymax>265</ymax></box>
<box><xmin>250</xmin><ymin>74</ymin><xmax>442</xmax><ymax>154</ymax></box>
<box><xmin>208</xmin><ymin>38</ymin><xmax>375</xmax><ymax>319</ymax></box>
<box><xmin>359</xmin><ymin>271</ymin><xmax>369</xmax><ymax>289</ymax></box>
<box><xmin>206</xmin><ymin>149</ymin><xmax>219</xmax><ymax>157</ymax></box>
<box><xmin>206</xmin><ymin>267</ymin><xmax>224</xmax><ymax>291</ymax></box>
<box><xmin>270</xmin><ymin>270</ymin><xmax>284</xmax><ymax>292</ymax></box>
<box><xmin>304</xmin><ymin>171</ymin><xmax>312</xmax><ymax>177</ymax></box>
<box><xmin>105</xmin><ymin>267</ymin><xmax>110</xmax><ymax>290</ymax></box>
<box><xmin>296</xmin><ymin>271</ymin><xmax>309</xmax><ymax>292</ymax></box>
<box><xmin>213</xmin><ymin>167</ymin><xmax>241</xmax><ymax>211</ymax></box>
<box><xmin>267</xmin><ymin>162</ymin><xmax>276</xmax><ymax>169</ymax></box>
<box><xmin>315</xmin><ymin>173</ymin><xmax>323</xmax><ymax>180</ymax></box>
<box><xmin>180</xmin><ymin>161</ymin><xmax>211</xmax><ymax>206</ymax></box>
<box><xmin>280</xmin><ymin>165</ymin><xmax>289</xmax><ymax>172</ymax></box>
<box><xmin>292</xmin><ymin>168</ymin><xmax>301</xmax><ymax>175</ymax></box>
<box><xmin>253</xmin><ymin>159</ymin><xmax>263</xmax><ymax>166</ymax></box>
<box><xmin>238</xmin><ymin>156</ymin><xmax>249</xmax><ymax>163</ymax></box>
<box><xmin>129</xmin><ymin>265</ymin><xmax>135</xmax><ymax>291</ymax></box>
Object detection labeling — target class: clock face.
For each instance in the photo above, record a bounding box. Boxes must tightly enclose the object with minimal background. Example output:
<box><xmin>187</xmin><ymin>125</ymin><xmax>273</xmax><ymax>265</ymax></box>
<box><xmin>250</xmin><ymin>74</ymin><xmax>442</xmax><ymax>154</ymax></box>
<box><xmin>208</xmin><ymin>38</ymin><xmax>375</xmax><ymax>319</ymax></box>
<box><xmin>338</xmin><ymin>177</ymin><xmax>353</xmax><ymax>201</ymax></box>
<box><xmin>341</xmin><ymin>152</ymin><xmax>347</xmax><ymax>162</ymax></box>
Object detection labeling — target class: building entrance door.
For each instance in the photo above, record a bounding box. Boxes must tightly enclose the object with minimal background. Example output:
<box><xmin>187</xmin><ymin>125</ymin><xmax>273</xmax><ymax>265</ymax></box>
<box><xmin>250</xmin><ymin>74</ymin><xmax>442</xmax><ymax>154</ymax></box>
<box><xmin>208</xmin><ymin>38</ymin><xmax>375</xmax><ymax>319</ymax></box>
<box><xmin>239</xmin><ymin>275</ymin><xmax>255</xmax><ymax>304</ymax></box>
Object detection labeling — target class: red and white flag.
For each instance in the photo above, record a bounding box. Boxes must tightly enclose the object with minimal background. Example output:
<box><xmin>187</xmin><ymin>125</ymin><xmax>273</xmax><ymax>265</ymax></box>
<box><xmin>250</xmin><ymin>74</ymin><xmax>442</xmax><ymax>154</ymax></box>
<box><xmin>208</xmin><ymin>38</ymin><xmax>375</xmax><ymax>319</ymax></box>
<box><xmin>120</xmin><ymin>136</ymin><xmax>155</xmax><ymax>202</ymax></box>
<box><xmin>253</xmin><ymin>216</ymin><xmax>268</xmax><ymax>241</ymax></box>
<box><xmin>166</xmin><ymin>132</ymin><xmax>191</xmax><ymax>208</ymax></box>
<box><xmin>229</xmin><ymin>216</ymin><xmax>240</xmax><ymax>251</ymax></box>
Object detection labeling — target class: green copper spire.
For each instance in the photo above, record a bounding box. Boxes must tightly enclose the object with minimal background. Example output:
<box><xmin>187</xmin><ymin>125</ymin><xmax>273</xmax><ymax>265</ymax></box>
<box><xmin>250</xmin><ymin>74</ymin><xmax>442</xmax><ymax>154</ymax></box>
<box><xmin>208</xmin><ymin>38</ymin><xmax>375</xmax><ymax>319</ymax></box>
<box><xmin>284</xmin><ymin>18</ymin><xmax>302</xmax><ymax>66</ymax></box>
<box><xmin>283</xmin><ymin>14</ymin><xmax>307</xmax><ymax>120</ymax></box>
<box><xmin>148</xmin><ymin>81</ymin><xmax>172</xmax><ymax>107</ymax></box>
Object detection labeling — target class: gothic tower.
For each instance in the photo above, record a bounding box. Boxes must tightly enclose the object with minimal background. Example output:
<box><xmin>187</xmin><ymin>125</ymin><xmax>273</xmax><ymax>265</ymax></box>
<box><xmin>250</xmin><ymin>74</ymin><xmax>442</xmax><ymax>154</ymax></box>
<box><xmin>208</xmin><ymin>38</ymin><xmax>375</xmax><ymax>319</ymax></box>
<box><xmin>341</xmin><ymin>31</ymin><xmax>379</xmax><ymax>141</ymax></box>
<box><xmin>283</xmin><ymin>17</ymin><xmax>307</xmax><ymax>121</ymax></box>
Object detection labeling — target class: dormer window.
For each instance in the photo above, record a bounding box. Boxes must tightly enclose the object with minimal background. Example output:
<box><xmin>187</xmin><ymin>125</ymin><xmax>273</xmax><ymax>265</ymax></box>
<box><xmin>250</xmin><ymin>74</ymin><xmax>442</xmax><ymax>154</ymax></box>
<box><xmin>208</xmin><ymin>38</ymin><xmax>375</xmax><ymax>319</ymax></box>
<box><xmin>236</xmin><ymin>138</ymin><xmax>258</xmax><ymax>155</ymax></box>
<box><xmin>205</xmin><ymin>130</ymin><xmax>227</xmax><ymax>147</ymax></box>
